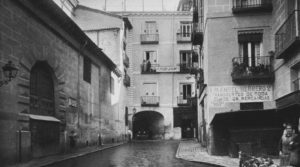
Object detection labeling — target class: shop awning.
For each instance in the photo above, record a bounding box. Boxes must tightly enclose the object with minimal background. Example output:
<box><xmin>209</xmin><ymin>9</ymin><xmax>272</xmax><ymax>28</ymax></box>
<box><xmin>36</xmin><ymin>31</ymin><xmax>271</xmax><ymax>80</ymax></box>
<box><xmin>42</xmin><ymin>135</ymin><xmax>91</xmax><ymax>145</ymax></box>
<box><xmin>238</xmin><ymin>30</ymin><xmax>263</xmax><ymax>43</ymax></box>
<box><xmin>210</xmin><ymin>109</ymin><xmax>279</xmax><ymax>127</ymax></box>
<box><xmin>276</xmin><ymin>90</ymin><xmax>300</xmax><ymax>110</ymax></box>
<box><xmin>29</xmin><ymin>114</ymin><xmax>61</xmax><ymax>122</ymax></box>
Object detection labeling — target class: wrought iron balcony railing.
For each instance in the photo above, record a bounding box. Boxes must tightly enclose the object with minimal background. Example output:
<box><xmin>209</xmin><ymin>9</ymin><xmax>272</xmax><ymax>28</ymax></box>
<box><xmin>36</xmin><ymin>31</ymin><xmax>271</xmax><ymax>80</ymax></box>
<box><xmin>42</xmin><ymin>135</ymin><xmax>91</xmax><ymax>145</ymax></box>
<box><xmin>140</xmin><ymin>34</ymin><xmax>159</xmax><ymax>44</ymax></box>
<box><xmin>141</xmin><ymin>96</ymin><xmax>160</xmax><ymax>106</ymax></box>
<box><xmin>231</xmin><ymin>56</ymin><xmax>274</xmax><ymax>82</ymax></box>
<box><xmin>232</xmin><ymin>0</ymin><xmax>273</xmax><ymax>13</ymax></box>
<box><xmin>123</xmin><ymin>54</ymin><xmax>129</xmax><ymax>68</ymax></box>
<box><xmin>179</xmin><ymin>62</ymin><xmax>199</xmax><ymax>73</ymax></box>
<box><xmin>123</xmin><ymin>73</ymin><xmax>130</xmax><ymax>87</ymax></box>
<box><xmin>192</xmin><ymin>22</ymin><xmax>203</xmax><ymax>45</ymax></box>
<box><xmin>177</xmin><ymin>33</ymin><xmax>191</xmax><ymax>43</ymax></box>
<box><xmin>275</xmin><ymin>10</ymin><xmax>300</xmax><ymax>59</ymax></box>
<box><xmin>177</xmin><ymin>96</ymin><xmax>196</xmax><ymax>106</ymax></box>
<box><xmin>141</xmin><ymin>63</ymin><xmax>159</xmax><ymax>74</ymax></box>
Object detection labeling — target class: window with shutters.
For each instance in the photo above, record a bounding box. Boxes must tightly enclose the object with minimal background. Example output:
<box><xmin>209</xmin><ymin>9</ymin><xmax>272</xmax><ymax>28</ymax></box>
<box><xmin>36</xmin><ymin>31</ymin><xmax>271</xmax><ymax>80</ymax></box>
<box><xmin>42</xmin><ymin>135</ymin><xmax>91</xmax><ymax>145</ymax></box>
<box><xmin>238</xmin><ymin>30</ymin><xmax>263</xmax><ymax>67</ymax></box>
<box><xmin>30</xmin><ymin>62</ymin><xmax>55</xmax><ymax>116</ymax></box>
<box><xmin>83</xmin><ymin>56</ymin><xmax>91</xmax><ymax>83</ymax></box>
<box><xmin>232</xmin><ymin>30</ymin><xmax>274</xmax><ymax>82</ymax></box>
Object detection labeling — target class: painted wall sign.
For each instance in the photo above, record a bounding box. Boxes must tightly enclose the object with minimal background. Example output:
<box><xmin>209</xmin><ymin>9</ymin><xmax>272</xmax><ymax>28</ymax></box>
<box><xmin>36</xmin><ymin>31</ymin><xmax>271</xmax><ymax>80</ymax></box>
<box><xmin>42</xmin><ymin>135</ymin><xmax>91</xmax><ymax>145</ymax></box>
<box><xmin>208</xmin><ymin>85</ymin><xmax>273</xmax><ymax>108</ymax></box>
<box><xmin>155</xmin><ymin>66</ymin><xmax>180</xmax><ymax>72</ymax></box>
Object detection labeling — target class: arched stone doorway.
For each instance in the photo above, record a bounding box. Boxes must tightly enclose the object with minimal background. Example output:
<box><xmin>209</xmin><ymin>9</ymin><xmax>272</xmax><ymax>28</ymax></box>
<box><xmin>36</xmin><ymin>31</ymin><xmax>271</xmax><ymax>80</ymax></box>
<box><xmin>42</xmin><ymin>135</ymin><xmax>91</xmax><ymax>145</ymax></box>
<box><xmin>132</xmin><ymin>111</ymin><xmax>164</xmax><ymax>140</ymax></box>
<box><xmin>29</xmin><ymin>61</ymin><xmax>60</xmax><ymax>158</ymax></box>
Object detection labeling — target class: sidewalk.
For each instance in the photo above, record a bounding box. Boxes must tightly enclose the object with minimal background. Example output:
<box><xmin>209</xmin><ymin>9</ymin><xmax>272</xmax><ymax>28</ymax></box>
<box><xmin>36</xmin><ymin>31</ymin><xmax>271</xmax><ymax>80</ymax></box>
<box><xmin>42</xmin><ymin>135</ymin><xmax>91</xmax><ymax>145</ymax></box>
<box><xmin>176</xmin><ymin>140</ymin><xmax>280</xmax><ymax>167</ymax></box>
<box><xmin>10</xmin><ymin>142</ymin><xmax>125</xmax><ymax>167</ymax></box>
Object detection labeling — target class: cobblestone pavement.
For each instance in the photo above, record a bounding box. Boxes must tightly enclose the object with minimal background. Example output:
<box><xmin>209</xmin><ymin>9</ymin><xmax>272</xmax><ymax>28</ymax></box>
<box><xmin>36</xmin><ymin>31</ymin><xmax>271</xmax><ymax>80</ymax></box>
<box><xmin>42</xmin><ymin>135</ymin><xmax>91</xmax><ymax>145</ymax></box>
<box><xmin>45</xmin><ymin>140</ymin><xmax>213</xmax><ymax>167</ymax></box>
<box><xmin>176</xmin><ymin>140</ymin><xmax>280</xmax><ymax>167</ymax></box>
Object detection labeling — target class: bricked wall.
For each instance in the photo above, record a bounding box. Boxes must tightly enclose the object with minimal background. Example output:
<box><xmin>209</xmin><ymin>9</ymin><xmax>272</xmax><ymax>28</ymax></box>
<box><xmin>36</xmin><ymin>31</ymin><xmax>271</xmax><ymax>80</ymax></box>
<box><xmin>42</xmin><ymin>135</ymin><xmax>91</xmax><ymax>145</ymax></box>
<box><xmin>0</xmin><ymin>0</ymin><xmax>118</xmax><ymax>165</ymax></box>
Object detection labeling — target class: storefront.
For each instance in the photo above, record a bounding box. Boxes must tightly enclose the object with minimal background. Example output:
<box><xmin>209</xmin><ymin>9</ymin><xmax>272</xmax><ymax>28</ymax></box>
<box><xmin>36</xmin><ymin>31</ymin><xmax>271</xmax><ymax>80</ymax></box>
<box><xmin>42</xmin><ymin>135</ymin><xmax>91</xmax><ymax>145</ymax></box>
<box><xmin>210</xmin><ymin>109</ymin><xmax>282</xmax><ymax>157</ymax></box>
<box><xmin>276</xmin><ymin>90</ymin><xmax>300</xmax><ymax>133</ymax></box>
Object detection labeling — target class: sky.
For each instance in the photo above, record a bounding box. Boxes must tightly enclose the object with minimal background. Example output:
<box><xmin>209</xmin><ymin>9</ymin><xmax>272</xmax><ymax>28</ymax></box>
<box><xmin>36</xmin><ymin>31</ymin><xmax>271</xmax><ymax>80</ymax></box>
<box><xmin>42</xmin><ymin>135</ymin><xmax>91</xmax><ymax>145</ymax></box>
<box><xmin>78</xmin><ymin>0</ymin><xmax>181</xmax><ymax>11</ymax></box>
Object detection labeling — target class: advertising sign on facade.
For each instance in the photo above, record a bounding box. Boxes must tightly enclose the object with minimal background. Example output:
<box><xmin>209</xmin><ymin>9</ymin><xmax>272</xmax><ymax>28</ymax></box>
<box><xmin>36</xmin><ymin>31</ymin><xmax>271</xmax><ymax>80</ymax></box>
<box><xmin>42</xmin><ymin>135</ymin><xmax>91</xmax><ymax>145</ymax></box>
<box><xmin>155</xmin><ymin>66</ymin><xmax>180</xmax><ymax>72</ymax></box>
<box><xmin>208</xmin><ymin>85</ymin><xmax>273</xmax><ymax>108</ymax></box>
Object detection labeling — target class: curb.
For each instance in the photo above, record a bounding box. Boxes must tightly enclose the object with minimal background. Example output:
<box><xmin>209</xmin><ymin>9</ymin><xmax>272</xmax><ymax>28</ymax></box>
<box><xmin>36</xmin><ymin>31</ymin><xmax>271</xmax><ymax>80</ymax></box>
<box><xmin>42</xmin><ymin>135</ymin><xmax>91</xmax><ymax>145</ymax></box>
<box><xmin>40</xmin><ymin>143</ymin><xmax>125</xmax><ymax>167</ymax></box>
<box><xmin>12</xmin><ymin>143</ymin><xmax>126</xmax><ymax>167</ymax></box>
<box><xmin>175</xmin><ymin>142</ymin><xmax>225</xmax><ymax>167</ymax></box>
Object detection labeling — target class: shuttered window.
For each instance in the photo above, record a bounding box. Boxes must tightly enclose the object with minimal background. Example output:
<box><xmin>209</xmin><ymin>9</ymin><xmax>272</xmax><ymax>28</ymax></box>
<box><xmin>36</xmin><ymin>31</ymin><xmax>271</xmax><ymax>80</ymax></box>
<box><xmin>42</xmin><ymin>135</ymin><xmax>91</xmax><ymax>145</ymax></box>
<box><xmin>83</xmin><ymin>56</ymin><xmax>91</xmax><ymax>83</ymax></box>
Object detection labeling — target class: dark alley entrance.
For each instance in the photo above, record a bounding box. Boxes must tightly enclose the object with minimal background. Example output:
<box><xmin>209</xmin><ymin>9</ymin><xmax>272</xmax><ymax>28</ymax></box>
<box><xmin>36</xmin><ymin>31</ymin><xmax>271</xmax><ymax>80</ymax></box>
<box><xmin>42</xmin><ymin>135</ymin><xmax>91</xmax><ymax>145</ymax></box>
<box><xmin>132</xmin><ymin>111</ymin><xmax>164</xmax><ymax>140</ymax></box>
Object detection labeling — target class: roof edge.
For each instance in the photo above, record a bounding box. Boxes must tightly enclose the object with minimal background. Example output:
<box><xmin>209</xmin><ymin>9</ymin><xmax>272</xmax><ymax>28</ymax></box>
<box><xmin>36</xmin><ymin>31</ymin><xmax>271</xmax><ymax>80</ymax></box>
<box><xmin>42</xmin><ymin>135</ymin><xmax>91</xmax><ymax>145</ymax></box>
<box><xmin>15</xmin><ymin>0</ymin><xmax>117</xmax><ymax>71</ymax></box>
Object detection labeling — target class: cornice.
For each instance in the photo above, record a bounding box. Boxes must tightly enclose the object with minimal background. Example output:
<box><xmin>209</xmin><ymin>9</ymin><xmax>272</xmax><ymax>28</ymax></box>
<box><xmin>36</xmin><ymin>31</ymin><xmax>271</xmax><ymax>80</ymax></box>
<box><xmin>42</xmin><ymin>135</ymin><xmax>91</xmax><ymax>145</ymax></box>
<box><xmin>111</xmin><ymin>11</ymin><xmax>192</xmax><ymax>17</ymax></box>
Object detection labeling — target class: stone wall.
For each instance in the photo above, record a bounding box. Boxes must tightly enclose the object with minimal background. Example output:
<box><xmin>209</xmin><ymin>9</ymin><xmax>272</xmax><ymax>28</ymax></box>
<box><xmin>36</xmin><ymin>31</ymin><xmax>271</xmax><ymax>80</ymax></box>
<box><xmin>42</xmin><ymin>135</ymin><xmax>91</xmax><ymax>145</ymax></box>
<box><xmin>0</xmin><ymin>0</ymin><xmax>120</xmax><ymax>165</ymax></box>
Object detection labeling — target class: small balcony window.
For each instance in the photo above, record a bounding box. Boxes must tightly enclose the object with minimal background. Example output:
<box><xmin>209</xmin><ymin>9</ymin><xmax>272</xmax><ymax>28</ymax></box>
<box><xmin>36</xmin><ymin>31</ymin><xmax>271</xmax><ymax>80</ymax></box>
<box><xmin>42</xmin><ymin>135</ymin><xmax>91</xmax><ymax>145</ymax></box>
<box><xmin>177</xmin><ymin>22</ymin><xmax>192</xmax><ymax>43</ymax></box>
<box><xmin>231</xmin><ymin>30</ymin><xmax>274</xmax><ymax>82</ymax></box>
<box><xmin>141</xmin><ymin>51</ymin><xmax>159</xmax><ymax>74</ymax></box>
<box><xmin>179</xmin><ymin>51</ymin><xmax>199</xmax><ymax>73</ymax></box>
<box><xmin>275</xmin><ymin>10</ymin><xmax>300</xmax><ymax>59</ymax></box>
<box><xmin>141</xmin><ymin>21</ymin><xmax>159</xmax><ymax>44</ymax></box>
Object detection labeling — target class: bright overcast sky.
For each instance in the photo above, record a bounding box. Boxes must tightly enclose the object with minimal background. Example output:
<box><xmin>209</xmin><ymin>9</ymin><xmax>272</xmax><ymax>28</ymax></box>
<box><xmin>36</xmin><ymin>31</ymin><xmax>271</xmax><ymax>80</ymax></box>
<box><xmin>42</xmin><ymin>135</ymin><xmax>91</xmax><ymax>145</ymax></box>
<box><xmin>79</xmin><ymin>0</ymin><xmax>181</xmax><ymax>11</ymax></box>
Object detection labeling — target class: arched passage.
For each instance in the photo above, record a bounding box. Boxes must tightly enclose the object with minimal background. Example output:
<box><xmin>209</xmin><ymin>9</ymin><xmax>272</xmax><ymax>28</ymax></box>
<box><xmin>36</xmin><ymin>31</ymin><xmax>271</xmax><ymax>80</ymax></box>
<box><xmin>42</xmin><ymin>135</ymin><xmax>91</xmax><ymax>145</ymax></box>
<box><xmin>133</xmin><ymin>111</ymin><xmax>164</xmax><ymax>140</ymax></box>
<box><xmin>29</xmin><ymin>61</ymin><xmax>60</xmax><ymax>158</ymax></box>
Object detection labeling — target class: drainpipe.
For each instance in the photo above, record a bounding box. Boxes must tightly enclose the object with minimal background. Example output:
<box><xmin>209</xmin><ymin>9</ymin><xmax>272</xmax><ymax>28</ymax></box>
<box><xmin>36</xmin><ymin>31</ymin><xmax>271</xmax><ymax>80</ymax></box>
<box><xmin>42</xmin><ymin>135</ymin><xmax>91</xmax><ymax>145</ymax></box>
<box><xmin>296</xmin><ymin>0</ymin><xmax>299</xmax><ymax>37</ymax></box>
<box><xmin>76</xmin><ymin>40</ymin><xmax>88</xmax><ymax>137</ymax></box>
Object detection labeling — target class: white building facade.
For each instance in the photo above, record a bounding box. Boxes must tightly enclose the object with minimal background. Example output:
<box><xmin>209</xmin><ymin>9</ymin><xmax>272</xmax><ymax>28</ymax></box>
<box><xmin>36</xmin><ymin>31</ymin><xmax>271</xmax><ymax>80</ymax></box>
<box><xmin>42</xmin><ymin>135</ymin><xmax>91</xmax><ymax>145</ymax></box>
<box><xmin>119</xmin><ymin>11</ymin><xmax>197</xmax><ymax>140</ymax></box>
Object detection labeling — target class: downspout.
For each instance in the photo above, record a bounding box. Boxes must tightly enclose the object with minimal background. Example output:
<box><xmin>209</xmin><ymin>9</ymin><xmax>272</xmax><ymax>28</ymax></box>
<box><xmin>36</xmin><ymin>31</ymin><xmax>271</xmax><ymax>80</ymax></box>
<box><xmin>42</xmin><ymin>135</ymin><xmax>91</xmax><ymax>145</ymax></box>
<box><xmin>77</xmin><ymin>41</ymin><xmax>88</xmax><ymax>129</ymax></box>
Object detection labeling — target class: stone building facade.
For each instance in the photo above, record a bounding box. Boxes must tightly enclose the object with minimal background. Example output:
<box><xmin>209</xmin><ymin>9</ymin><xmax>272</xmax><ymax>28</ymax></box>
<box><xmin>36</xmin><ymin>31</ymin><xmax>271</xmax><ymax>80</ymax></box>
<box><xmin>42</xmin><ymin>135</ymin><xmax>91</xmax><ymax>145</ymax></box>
<box><xmin>0</xmin><ymin>0</ymin><xmax>121</xmax><ymax>165</ymax></box>
<box><xmin>272</xmin><ymin>0</ymin><xmax>300</xmax><ymax>135</ymax></box>
<box><xmin>193</xmin><ymin>0</ymin><xmax>280</xmax><ymax>156</ymax></box>
<box><xmin>114</xmin><ymin>11</ymin><xmax>197</xmax><ymax>140</ymax></box>
<box><xmin>72</xmin><ymin>5</ymin><xmax>133</xmax><ymax>142</ymax></box>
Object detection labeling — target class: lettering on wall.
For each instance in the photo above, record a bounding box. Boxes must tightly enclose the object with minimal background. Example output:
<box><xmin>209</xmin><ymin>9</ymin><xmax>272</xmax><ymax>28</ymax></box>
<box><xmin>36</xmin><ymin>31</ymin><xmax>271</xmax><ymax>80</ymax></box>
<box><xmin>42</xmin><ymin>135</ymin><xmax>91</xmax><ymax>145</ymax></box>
<box><xmin>155</xmin><ymin>66</ymin><xmax>180</xmax><ymax>72</ymax></box>
<box><xmin>208</xmin><ymin>85</ymin><xmax>273</xmax><ymax>108</ymax></box>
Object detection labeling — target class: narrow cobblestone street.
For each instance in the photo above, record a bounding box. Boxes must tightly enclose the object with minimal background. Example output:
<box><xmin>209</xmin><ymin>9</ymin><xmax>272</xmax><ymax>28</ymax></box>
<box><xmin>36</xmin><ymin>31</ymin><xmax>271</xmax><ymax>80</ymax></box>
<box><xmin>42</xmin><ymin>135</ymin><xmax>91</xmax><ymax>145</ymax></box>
<box><xmin>45</xmin><ymin>141</ymin><xmax>213</xmax><ymax>167</ymax></box>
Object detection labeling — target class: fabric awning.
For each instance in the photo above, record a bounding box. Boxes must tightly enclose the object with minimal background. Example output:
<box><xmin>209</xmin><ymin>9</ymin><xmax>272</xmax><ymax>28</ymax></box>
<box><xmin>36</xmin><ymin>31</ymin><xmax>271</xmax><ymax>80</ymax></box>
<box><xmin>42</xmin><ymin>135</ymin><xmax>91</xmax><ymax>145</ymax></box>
<box><xmin>29</xmin><ymin>114</ymin><xmax>61</xmax><ymax>122</ymax></box>
<box><xmin>210</xmin><ymin>109</ymin><xmax>278</xmax><ymax>127</ymax></box>
<box><xmin>238</xmin><ymin>30</ymin><xmax>263</xmax><ymax>43</ymax></box>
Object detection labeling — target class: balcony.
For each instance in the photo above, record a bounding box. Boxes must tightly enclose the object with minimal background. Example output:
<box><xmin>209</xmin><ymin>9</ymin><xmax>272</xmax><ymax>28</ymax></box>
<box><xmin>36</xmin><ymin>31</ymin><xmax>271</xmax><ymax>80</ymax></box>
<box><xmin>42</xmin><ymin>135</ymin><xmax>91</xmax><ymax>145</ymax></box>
<box><xmin>177</xmin><ymin>33</ymin><xmax>191</xmax><ymax>43</ymax></box>
<box><xmin>123</xmin><ymin>54</ymin><xmax>129</xmax><ymax>68</ymax></box>
<box><xmin>179</xmin><ymin>62</ymin><xmax>199</xmax><ymax>73</ymax></box>
<box><xmin>232</xmin><ymin>0</ymin><xmax>273</xmax><ymax>14</ymax></box>
<box><xmin>141</xmin><ymin>96</ymin><xmax>160</xmax><ymax>107</ymax></box>
<box><xmin>177</xmin><ymin>96</ymin><xmax>197</xmax><ymax>106</ymax></box>
<box><xmin>192</xmin><ymin>22</ymin><xmax>203</xmax><ymax>45</ymax></box>
<box><xmin>275</xmin><ymin>10</ymin><xmax>300</xmax><ymax>59</ymax></box>
<box><xmin>179</xmin><ymin>63</ymin><xmax>191</xmax><ymax>73</ymax></box>
<box><xmin>140</xmin><ymin>34</ymin><xmax>159</xmax><ymax>44</ymax></box>
<box><xmin>123</xmin><ymin>73</ymin><xmax>130</xmax><ymax>87</ymax></box>
<box><xmin>141</xmin><ymin>63</ymin><xmax>159</xmax><ymax>74</ymax></box>
<box><xmin>231</xmin><ymin>56</ymin><xmax>274</xmax><ymax>83</ymax></box>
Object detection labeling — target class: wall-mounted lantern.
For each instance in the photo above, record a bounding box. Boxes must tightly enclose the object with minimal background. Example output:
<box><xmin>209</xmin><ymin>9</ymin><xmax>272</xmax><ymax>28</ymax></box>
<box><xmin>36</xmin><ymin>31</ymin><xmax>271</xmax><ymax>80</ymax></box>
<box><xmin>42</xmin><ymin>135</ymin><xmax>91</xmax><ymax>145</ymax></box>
<box><xmin>0</xmin><ymin>61</ymin><xmax>19</xmax><ymax>87</ymax></box>
<box><xmin>132</xmin><ymin>107</ymin><xmax>137</xmax><ymax>122</ymax></box>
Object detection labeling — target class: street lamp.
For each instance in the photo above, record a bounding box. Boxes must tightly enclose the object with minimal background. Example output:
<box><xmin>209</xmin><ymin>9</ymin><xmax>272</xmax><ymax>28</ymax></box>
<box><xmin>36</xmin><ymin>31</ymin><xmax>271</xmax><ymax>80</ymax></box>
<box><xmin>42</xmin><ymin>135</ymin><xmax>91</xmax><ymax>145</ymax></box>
<box><xmin>132</xmin><ymin>107</ymin><xmax>136</xmax><ymax>115</ymax></box>
<box><xmin>132</xmin><ymin>107</ymin><xmax>137</xmax><ymax>122</ymax></box>
<box><xmin>0</xmin><ymin>61</ymin><xmax>19</xmax><ymax>87</ymax></box>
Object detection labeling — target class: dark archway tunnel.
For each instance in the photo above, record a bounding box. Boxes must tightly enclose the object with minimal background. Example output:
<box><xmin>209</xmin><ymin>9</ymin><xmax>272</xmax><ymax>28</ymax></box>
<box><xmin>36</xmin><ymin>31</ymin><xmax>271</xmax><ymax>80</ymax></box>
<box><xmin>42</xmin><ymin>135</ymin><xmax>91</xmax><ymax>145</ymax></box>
<box><xmin>133</xmin><ymin>111</ymin><xmax>164</xmax><ymax>140</ymax></box>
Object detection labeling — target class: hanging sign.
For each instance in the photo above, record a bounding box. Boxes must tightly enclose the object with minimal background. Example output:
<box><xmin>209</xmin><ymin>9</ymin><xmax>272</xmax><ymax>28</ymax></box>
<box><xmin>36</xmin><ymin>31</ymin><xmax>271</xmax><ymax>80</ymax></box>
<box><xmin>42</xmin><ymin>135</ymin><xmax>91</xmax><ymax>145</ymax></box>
<box><xmin>155</xmin><ymin>66</ymin><xmax>180</xmax><ymax>72</ymax></box>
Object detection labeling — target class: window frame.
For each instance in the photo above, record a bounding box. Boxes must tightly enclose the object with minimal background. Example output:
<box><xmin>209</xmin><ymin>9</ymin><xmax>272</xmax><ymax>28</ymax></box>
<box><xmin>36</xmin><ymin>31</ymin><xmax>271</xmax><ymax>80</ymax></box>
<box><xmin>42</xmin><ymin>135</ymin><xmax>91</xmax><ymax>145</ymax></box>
<box><xmin>83</xmin><ymin>56</ymin><xmax>92</xmax><ymax>83</ymax></box>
